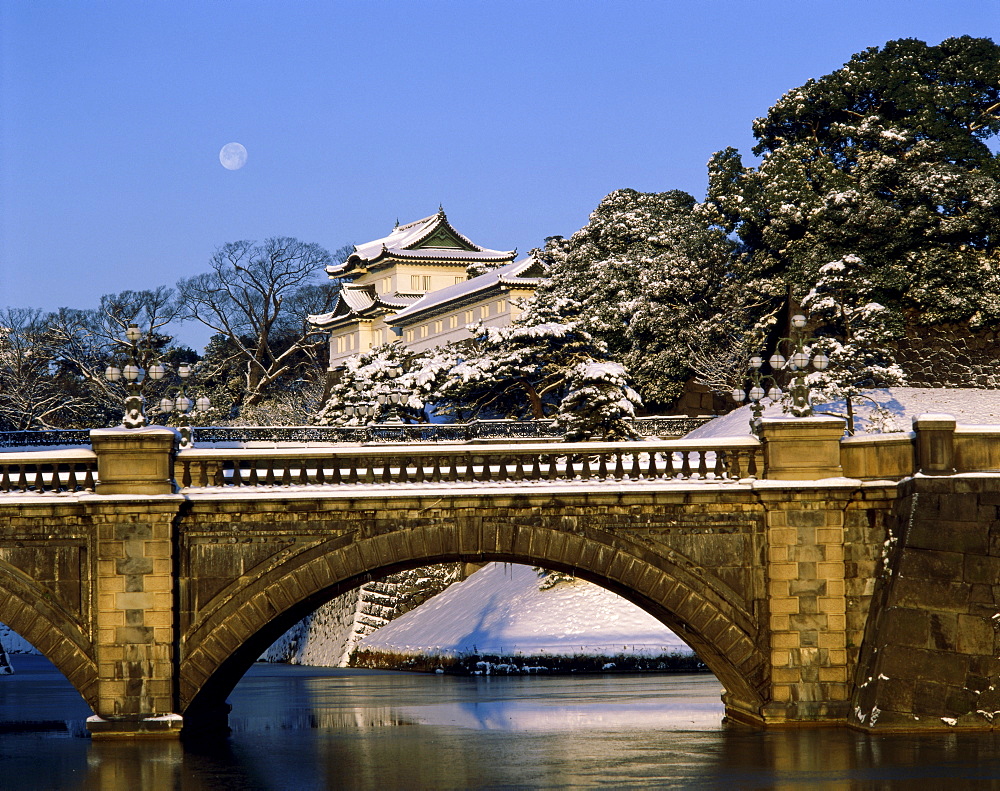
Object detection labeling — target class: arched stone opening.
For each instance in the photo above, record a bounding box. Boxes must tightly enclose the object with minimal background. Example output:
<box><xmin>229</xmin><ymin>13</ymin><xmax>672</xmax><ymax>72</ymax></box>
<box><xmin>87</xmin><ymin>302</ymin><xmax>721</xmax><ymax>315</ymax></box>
<box><xmin>181</xmin><ymin>520</ymin><xmax>768</xmax><ymax>729</ymax></box>
<box><xmin>0</xmin><ymin>560</ymin><xmax>97</xmax><ymax>709</ymax></box>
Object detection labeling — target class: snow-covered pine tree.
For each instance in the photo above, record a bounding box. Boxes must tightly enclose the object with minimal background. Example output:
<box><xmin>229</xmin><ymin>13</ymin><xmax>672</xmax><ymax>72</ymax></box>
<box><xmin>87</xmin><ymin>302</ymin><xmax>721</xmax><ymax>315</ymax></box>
<box><xmin>434</xmin><ymin>297</ymin><xmax>641</xmax><ymax>439</ymax></box>
<box><xmin>556</xmin><ymin>360</ymin><xmax>641</xmax><ymax>441</ymax></box>
<box><xmin>534</xmin><ymin>189</ymin><xmax>734</xmax><ymax>410</ymax></box>
<box><xmin>704</xmin><ymin>36</ymin><xmax>1000</xmax><ymax>361</ymax></box>
<box><xmin>314</xmin><ymin>341</ymin><xmax>434</xmax><ymax>425</ymax></box>
<box><xmin>801</xmin><ymin>255</ymin><xmax>906</xmax><ymax>434</ymax></box>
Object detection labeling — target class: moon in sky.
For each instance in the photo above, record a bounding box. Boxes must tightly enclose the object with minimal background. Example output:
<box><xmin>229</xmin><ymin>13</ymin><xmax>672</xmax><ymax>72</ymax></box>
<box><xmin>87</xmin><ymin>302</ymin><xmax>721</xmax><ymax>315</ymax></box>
<box><xmin>219</xmin><ymin>142</ymin><xmax>248</xmax><ymax>170</ymax></box>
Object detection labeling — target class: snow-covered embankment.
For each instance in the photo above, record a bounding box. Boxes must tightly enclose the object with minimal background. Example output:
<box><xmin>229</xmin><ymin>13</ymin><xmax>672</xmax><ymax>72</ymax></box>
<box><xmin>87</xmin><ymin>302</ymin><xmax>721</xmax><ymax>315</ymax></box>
<box><xmin>351</xmin><ymin>563</ymin><xmax>699</xmax><ymax>674</ymax></box>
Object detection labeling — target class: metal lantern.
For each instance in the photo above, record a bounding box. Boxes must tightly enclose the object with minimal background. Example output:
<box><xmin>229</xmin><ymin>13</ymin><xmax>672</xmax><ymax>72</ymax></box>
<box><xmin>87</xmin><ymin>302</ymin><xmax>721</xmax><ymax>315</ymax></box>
<box><xmin>749</xmin><ymin>355</ymin><xmax>763</xmax><ymax>370</ymax></box>
<box><xmin>731</xmin><ymin>388</ymin><xmax>745</xmax><ymax>403</ymax></box>
<box><xmin>123</xmin><ymin>364</ymin><xmax>143</xmax><ymax>382</ymax></box>
<box><xmin>159</xmin><ymin>397</ymin><xmax>174</xmax><ymax>413</ymax></box>
<box><xmin>769</xmin><ymin>353</ymin><xmax>786</xmax><ymax>370</ymax></box>
<box><xmin>768</xmin><ymin>386</ymin><xmax>783</xmax><ymax>401</ymax></box>
<box><xmin>813</xmin><ymin>353</ymin><xmax>830</xmax><ymax>370</ymax></box>
<box><xmin>791</xmin><ymin>314</ymin><xmax>807</xmax><ymax>329</ymax></box>
<box><xmin>178</xmin><ymin>364</ymin><xmax>191</xmax><ymax>379</ymax></box>
<box><xmin>175</xmin><ymin>396</ymin><xmax>193</xmax><ymax>413</ymax></box>
<box><xmin>749</xmin><ymin>386</ymin><xmax>765</xmax><ymax>402</ymax></box>
<box><xmin>790</xmin><ymin>351</ymin><xmax>810</xmax><ymax>369</ymax></box>
<box><xmin>125</xmin><ymin>324</ymin><xmax>142</xmax><ymax>343</ymax></box>
<box><xmin>105</xmin><ymin>366</ymin><xmax>122</xmax><ymax>382</ymax></box>
<box><xmin>147</xmin><ymin>363</ymin><xmax>166</xmax><ymax>381</ymax></box>
<box><xmin>196</xmin><ymin>396</ymin><xmax>211</xmax><ymax>412</ymax></box>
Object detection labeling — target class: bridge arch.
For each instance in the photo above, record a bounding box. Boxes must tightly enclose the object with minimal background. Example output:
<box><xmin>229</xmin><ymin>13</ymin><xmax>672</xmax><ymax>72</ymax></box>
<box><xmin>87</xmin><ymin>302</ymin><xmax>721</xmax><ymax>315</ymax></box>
<box><xmin>0</xmin><ymin>559</ymin><xmax>97</xmax><ymax>708</ymax></box>
<box><xmin>181</xmin><ymin>518</ymin><xmax>769</xmax><ymax>724</ymax></box>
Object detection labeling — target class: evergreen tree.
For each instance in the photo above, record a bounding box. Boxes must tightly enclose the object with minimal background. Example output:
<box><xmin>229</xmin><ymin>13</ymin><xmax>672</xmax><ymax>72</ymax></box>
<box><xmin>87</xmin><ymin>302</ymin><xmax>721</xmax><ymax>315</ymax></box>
<box><xmin>535</xmin><ymin>189</ymin><xmax>734</xmax><ymax>409</ymax></box>
<box><xmin>432</xmin><ymin>298</ymin><xmax>641</xmax><ymax>439</ymax></box>
<box><xmin>314</xmin><ymin>342</ymin><xmax>432</xmax><ymax>426</ymax></box>
<box><xmin>705</xmin><ymin>36</ymin><xmax>1000</xmax><ymax>334</ymax></box>
<box><xmin>801</xmin><ymin>255</ymin><xmax>906</xmax><ymax>433</ymax></box>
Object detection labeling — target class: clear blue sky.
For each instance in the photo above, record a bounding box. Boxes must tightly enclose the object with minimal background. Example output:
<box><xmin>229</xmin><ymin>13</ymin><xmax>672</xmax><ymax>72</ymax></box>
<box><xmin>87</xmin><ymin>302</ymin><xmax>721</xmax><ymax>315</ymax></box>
<box><xmin>1</xmin><ymin>1</ymin><xmax>996</xmax><ymax>349</ymax></box>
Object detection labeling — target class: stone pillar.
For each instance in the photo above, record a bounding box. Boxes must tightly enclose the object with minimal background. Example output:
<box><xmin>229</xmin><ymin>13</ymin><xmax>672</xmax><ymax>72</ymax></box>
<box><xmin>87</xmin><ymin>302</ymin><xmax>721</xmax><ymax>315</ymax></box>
<box><xmin>912</xmin><ymin>413</ymin><xmax>956</xmax><ymax>475</ymax></box>
<box><xmin>87</xmin><ymin>427</ymin><xmax>184</xmax><ymax>739</ymax></box>
<box><xmin>760</xmin><ymin>417</ymin><xmax>846</xmax><ymax>481</ymax></box>
<box><xmin>91</xmin><ymin>427</ymin><xmax>179</xmax><ymax>495</ymax></box>
<box><xmin>759</xmin><ymin>486</ymin><xmax>852</xmax><ymax>724</ymax></box>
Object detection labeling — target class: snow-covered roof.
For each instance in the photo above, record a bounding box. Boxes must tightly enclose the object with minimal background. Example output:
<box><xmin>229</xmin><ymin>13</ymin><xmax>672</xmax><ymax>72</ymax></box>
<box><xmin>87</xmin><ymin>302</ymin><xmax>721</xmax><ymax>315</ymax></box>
<box><xmin>308</xmin><ymin>285</ymin><xmax>417</xmax><ymax>328</ymax></box>
<box><xmin>390</xmin><ymin>256</ymin><xmax>544</xmax><ymax>325</ymax></box>
<box><xmin>327</xmin><ymin>208</ymin><xmax>516</xmax><ymax>278</ymax></box>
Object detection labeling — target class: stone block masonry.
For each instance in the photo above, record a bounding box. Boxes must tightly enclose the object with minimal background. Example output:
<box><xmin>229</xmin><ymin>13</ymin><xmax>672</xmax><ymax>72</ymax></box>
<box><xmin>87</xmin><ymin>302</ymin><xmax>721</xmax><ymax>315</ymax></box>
<box><xmin>852</xmin><ymin>476</ymin><xmax>1000</xmax><ymax>731</ymax></box>
<box><xmin>87</xmin><ymin>500</ymin><xmax>185</xmax><ymax>738</ymax></box>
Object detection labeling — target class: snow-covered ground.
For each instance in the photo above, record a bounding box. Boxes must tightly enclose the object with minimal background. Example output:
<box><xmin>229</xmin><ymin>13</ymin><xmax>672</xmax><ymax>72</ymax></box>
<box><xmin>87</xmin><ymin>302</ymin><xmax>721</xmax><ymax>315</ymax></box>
<box><xmin>686</xmin><ymin>387</ymin><xmax>1000</xmax><ymax>440</ymax></box>
<box><xmin>356</xmin><ymin>562</ymin><xmax>693</xmax><ymax>660</ymax></box>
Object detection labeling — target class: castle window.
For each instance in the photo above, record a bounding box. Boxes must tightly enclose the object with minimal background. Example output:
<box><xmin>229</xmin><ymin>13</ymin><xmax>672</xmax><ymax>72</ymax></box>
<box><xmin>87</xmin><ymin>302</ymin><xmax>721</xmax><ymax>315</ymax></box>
<box><xmin>497</xmin><ymin>299</ymin><xmax>507</xmax><ymax>313</ymax></box>
<box><xmin>420</xmin><ymin>325</ymin><xmax>429</xmax><ymax>338</ymax></box>
<box><xmin>405</xmin><ymin>329</ymin><xmax>414</xmax><ymax>343</ymax></box>
<box><xmin>464</xmin><ymin>310</ymin><xmax>474</xmax><ymax>324</ymax></box>
<box><xmin>449</xmin><ymin>315</ymin><xmax>458</xmax><ymax>329</ymax></box>
<box><xmin>433</xmin><ymin>320</ymin><xmax>443</xmax><ymax>333</ymax></box>
<box><xmin>454</xmin><ymin>276</ymin><xmax>465</xmax><ymax>285</ymax></box>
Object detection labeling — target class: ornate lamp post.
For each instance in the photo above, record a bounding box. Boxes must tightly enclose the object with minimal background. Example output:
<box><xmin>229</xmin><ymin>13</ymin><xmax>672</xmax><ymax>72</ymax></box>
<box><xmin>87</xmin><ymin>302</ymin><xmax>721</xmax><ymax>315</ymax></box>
<box><xmin>156</xmin><ymin>364</ymin><xmax>211</xmax><ymax>449</ymax></box>
<box><xmin>732</xmin><ymin>314</ymin><xmax>830</xmax><ymax>431</ymax></box>
<box><xmin>105</xmin><ymin>324</ymin><xmax>210</xmax><ymax>443</ymax></box>
<box><xmin>776</xmin><ymin>314</ymin><xmax>830</xmax><ymax>417</ymax></box>
<box><xmin>344</xmin><ymin>364</ymin><xmax>408</xmax><ymax>425</ymax></box>
<box><xmin>105</xmin><ymin>323</ymin><xmax>153</xmax><ymax>429</ymax></box>
<box><xmin>731</xmin><ymin>354</ymin><xmax>784</xmax><ymax>435</ymax></box>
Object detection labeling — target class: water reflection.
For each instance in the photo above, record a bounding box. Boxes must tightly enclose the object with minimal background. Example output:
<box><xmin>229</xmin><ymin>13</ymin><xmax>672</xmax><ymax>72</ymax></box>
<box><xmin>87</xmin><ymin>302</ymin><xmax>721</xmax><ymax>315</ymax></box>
<box><xmin>2</xmin><ymin>655</ymin><xmax>1000</xmax><ymax>789</ymax></box>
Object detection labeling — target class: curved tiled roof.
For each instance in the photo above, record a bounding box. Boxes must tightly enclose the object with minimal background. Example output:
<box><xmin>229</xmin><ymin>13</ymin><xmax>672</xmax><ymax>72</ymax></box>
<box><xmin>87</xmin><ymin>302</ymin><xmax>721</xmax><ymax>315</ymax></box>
<box><xmin>327</xmin><ymin>209</ymin><xmax>515</xmax><ymax>278</ymax></box>
<box><xmin>308</xmin><ymin>285</ymin><xmax>418</xmax><ymax>328</ymax></box>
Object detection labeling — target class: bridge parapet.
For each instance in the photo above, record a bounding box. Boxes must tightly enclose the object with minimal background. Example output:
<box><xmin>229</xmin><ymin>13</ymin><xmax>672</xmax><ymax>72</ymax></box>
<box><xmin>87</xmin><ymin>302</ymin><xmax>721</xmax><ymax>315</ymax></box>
<box><xmin>8</xmin><ymin>415</ymin><xmax>1000</xmax><ymax>495</ymax></box>
<box><xmin>173</xmin><ymin>438</ymin><xmax>764</xmax><ymax>489</ymax></box>
<box><xmin>0</xmin><ymin>447</ymin><xmax>97</xmax><ymax>493</ymax></box>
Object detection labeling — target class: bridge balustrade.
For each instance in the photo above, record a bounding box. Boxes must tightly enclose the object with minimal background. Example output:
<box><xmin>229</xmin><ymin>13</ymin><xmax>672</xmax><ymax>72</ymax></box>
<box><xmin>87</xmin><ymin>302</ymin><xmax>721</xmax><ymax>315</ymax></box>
<box><xmin>174</xmin><ymin>439</ymin><xmax>764</xmax><ymax>489</ymax></box>
<box><xmin>0</xmin><ymin>449</ymin><xmax>98</xmax><ymax>494</ymax></box>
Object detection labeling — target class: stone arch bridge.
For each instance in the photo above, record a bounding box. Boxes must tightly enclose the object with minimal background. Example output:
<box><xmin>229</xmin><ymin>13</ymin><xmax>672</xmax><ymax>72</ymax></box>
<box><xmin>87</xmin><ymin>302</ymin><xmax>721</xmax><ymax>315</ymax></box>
<box><xmin>1</xmin><ymin>415</ymin><xmax>999</xmax><ymax>738</ymax></box>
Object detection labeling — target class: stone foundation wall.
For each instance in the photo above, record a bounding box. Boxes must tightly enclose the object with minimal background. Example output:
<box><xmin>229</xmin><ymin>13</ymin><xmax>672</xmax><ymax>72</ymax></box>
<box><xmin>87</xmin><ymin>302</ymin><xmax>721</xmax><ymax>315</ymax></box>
<box><xmin>260</xmin><ymin>564</ymin><xmax>462</xmax><ymax>666</ymax></box>
<box><xmin>893</xmin><ymin>319</ymin><xmax>1000</xmax><ymax>388</ymax></box>
<box><xmin>852</xmin><ymin>477</ymin><xmax>1000</xmax><ymax>730</ymax></box>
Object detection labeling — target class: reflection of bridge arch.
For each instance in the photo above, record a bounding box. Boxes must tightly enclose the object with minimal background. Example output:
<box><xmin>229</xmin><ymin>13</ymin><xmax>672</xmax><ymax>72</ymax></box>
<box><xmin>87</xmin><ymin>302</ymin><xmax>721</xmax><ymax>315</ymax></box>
<box><xmin>181</xmin><ymin>517</ymin><xmax>769</xmax><ymax>724</ymax></box>
<box><xmin>0</xmin><ymin>558</ymin><xmax>97</xmax><ymax>708</ymax></box>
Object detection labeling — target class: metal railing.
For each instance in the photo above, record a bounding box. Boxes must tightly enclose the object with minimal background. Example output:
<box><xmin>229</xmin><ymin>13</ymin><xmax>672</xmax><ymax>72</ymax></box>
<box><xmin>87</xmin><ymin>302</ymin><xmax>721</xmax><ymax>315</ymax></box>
<box><xmin>174</xmin><ymin>438</ymin><xmax>764</xmax><ymax>490</ymax></box>
<box><xmin>0</xmin><ymin>416</ymin><xmax>714</xmax><ymax>450</ymax></box>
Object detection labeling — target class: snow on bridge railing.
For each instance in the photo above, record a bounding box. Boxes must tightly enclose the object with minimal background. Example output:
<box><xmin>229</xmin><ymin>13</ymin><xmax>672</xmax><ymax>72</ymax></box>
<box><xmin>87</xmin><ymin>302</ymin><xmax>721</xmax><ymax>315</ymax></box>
<box><xmin>0</xmin><ymin>448</ymin><xmax>99</xmax><ymax>494</ymax></box>
<box><xmin>173</xmin><ymin>438</ymin><xmax>764</xmax><ymax>490</ymax></box>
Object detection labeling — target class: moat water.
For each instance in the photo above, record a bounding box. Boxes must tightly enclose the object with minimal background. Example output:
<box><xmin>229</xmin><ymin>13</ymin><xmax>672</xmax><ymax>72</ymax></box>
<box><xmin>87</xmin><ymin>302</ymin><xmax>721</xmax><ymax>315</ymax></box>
<box><xmin>2</xmin><ymin>654</ymin><xmax>1000</xmax><ymax>789</ymax></box>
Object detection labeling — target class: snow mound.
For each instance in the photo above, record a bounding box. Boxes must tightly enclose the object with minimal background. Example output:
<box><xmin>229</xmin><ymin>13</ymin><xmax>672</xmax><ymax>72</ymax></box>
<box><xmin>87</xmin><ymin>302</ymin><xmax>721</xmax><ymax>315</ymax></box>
<box><xmin>357</xmin><ymin>563</ymin><xmax>693</xmax><ymax>658</ymax></box>
<box><xmin>685</xmin><ymin>387</ymin><xmax>1000</xmax><ymax>440</ymax></box>
<box><xmin>0</xmin><ymin>623</ymin><xmax>37</xmax><ymax>654</ymax></box>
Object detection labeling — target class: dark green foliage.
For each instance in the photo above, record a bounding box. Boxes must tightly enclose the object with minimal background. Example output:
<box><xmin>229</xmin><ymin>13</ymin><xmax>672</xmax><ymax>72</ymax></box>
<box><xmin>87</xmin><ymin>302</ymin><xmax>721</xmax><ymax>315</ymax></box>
<box><xmin>535</xmin><ymin>189</ymin><xmax>734</xmax><ymax>409</ymax></box>
<box><xmin>705</xmin><ymin>36</ymin><xmax>1000</xmax><ymax>330</ymax></box>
